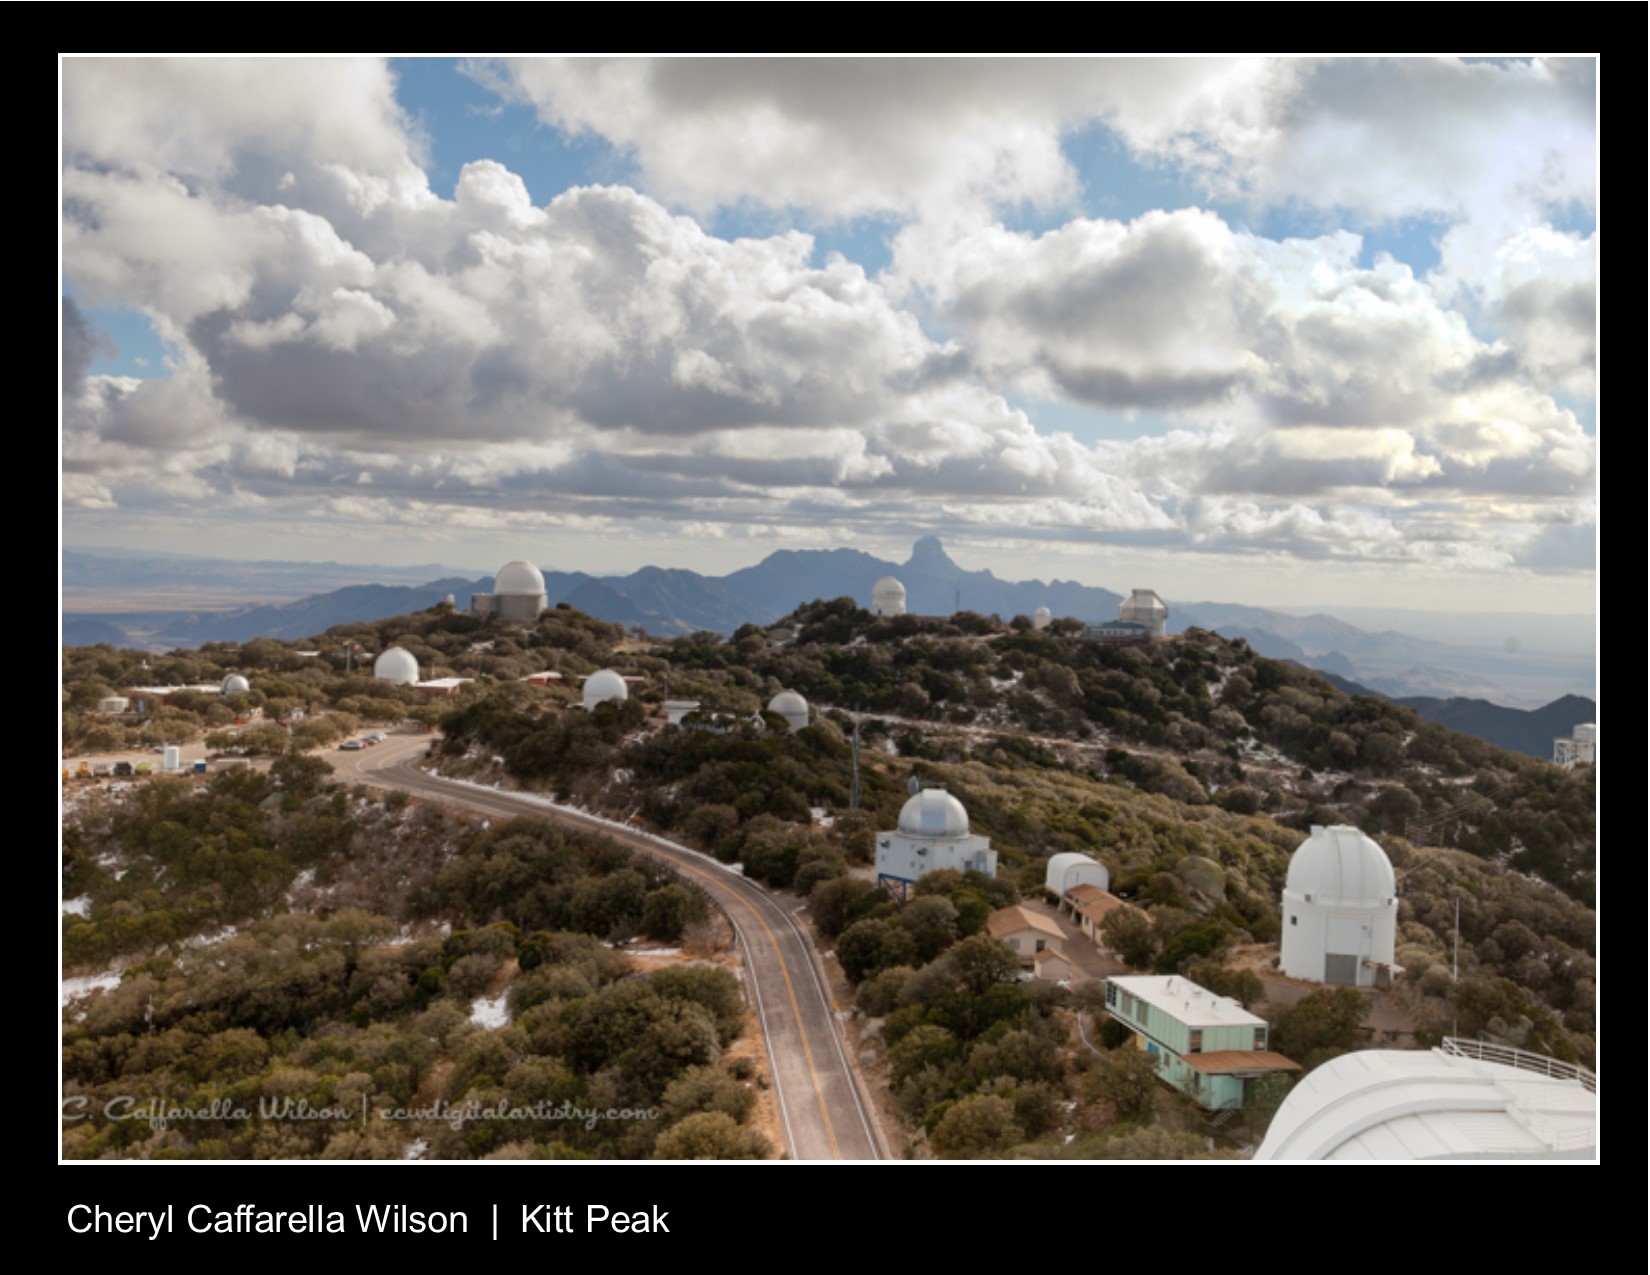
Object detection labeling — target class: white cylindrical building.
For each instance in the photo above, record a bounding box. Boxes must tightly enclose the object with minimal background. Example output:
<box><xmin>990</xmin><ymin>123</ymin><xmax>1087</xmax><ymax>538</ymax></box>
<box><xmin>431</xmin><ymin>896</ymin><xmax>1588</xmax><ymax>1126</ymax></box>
<box><xmin>220</xmin><ymin>674</ymin><xmax>251</xmax><ymax>697</ymax></box>
<box><xmin>767</xmin><ymin>690</ymin><xmax>810</xmax><ymax>732</ymax></box>
<box><xmin>582</xmin><ymin>669</ymin><xmax>630</xmax><ymax>710</ymax></box>
<box><xmin>374</xmin><ymin>647</ymin><xmax>420</xmax><ymax>686</ymax></box>
<box><xmin>1118</xmin><ymin>589</ymin><xmax>1169</xmax><ymax>638</ymax></box>
<box><xmin>1032</xmin><ymin>606</ymin><xmax>1052</xmax><ymax>631</ymax></box>
<box><xmin>875</xmin><ymin>788</ymin><xmax>997</xmax><ymax>894</ymax></box>
<box><xmin>1279</xmin><ymin>825</ymin><xmax>1398</xmax><ymax>987</ymax></box>
<box><xmin>1045</xmin><ymin>851</ymin><xmax>1109</xmax><ymax>896</ymax></box>
<box><xmin>472</xmin><ymin>559</ymin><xmax>549</xmax><ymax>621</ymax></box>
<box><xmin>870</xmin><ymin>576</ymin><xmax>907</xmax><ymax>617</ymax></box>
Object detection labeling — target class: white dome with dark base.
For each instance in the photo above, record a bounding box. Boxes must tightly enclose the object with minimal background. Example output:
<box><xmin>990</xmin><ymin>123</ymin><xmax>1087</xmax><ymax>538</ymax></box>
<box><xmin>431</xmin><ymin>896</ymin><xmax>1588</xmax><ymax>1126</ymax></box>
<box><xmin>220</xmin><ymin>674</ymin><xmax>251</xmax><ymax>696</ymax></box>
<box><xmin>495</xmin><ymin>559</ymin><xmax>546</xmax><ymax>596</ymax></box>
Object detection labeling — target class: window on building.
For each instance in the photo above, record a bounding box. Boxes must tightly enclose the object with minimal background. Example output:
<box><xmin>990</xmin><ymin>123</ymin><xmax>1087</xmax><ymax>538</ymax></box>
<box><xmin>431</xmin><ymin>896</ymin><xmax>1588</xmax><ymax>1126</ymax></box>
<box><xmin>1254</xmin><ymin>1027</ymin><xmax>1268</xmax><ymax>1051</ymax></box>
<box><xmin>1036</xmin><ymin>940</ymin><xmax>1046</xmax><ymax>953</ymax></box>
<box><xmin>1188</xmin><ymin>1029</ymin><xmax>1203</xmax><ymax>1054</ymax></box>
<box><xmin>1290</xmin><ymin>915</ymin><xmax>1297</xmax><ymax>926</ymax></box>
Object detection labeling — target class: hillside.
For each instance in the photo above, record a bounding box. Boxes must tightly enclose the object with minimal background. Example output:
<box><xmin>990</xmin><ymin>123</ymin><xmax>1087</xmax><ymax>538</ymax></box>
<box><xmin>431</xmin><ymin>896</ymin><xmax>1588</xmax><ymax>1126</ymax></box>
<box><xmin>61</xmin><ymin>595</ymin><xmax>1598</xmax><ymax>1156</ymax></box>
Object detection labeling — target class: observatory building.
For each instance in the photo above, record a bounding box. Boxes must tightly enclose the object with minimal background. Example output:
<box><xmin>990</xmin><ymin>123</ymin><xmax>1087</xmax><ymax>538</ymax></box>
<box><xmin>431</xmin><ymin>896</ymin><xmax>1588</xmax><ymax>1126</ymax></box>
<box><xmin>1032</xmin><ymin>606</ymin><xmax>1052</xmax><ymax>631</ymax></box>
<box><xmin>373</xmin><ymin>647</ymin><xmax>419</xmax><ymax>686</ymax></box>
<box><xmin>582</xmin><ymin>668</ymin><xmax>630</xmax><ymax>711</ymax></box>
<box><xmin>220</xmin><ymin>674</ymin><xmax>251</xmax><ymax>697</ymax></box>
<box><xmin>1553</xmin><ymin>723</ymin><xmax>1596</xmax><ymax>768</ymax></box>
<box><xmin>875</xmin><ymin>787</ymin><xmax>996</xmax><ymax>897</ymax></box>
<box><xmin>471</xmin><ymin>559</ymin><xmax>549</xmax><ymax>622</ymax></box>
<box><xmin>870</xmin><ymin>576</ymin><xmax>907</xmax><ymax>617</ymax></box>
<box><xmin>1254</xmin><ymin>1038</ymin><xmax>1596</xmax><ymax>1160</ymax></box>
<box><xmin>1045</xmin><ymin>852</ymin><xmax>1109</xmax><ymax>897</ymax></box>
<box><xmin>1279</xmin><ymin>825</ymin><xmax>1398</xmax><ymax>988</ymax></box>
<box><xmin>767</xmin><ymin>690</ymin><xmax>810</xmax><ymax>732</ymax></box>
<box><xmin>1118</xmin><ymin>589</ymin><xmax>1169</xmax><ymax>637</ymax></box>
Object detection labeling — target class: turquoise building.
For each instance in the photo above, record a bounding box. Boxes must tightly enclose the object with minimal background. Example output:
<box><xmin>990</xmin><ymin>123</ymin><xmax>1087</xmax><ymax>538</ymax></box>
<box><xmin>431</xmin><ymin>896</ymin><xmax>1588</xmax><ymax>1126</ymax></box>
<box><xmin>1105</xmin><ymin>975</ymin><xmax>1300</xmax><ymax>1111</ymax></box>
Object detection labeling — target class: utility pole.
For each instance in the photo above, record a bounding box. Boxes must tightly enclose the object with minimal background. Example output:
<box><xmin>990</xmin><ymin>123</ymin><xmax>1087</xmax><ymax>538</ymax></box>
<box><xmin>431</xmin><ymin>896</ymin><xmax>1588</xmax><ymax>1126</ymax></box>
<box><xmin>849</xmin><ymin>714</ymin><xmax>863</xmax><ymax>810</ymax></box>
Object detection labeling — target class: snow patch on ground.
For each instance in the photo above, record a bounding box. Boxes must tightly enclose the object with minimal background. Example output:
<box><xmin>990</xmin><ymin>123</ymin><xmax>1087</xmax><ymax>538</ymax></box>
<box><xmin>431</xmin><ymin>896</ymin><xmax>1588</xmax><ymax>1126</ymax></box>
<box><xmin>61</xmin><ymin>970</ymin><xmax>123</xmax><ymax>1006</ymax></box>
<box><xmin>62</xmin><ymin>896</ymin><xmax>91</xmax><ymax>918</ymax></box>
<box><xmin>403</xmin><ymin>1138</ymin><xmax>428</xmax><ymax>1160</ymax></box>
<box><xmin>810</xmin><ymin>807</ymin><xmax>835</xmax><ymax>828</ymax></box>
<box><xmin>469</xmin><ymin>994</ymin><xmax>510</xmax><ymax>1029</ymax></box>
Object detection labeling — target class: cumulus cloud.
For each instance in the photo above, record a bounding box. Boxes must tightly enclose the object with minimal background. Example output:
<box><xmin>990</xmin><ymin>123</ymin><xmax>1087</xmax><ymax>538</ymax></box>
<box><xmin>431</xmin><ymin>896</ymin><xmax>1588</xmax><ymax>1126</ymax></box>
<box><xmin>59</xmin><ymin>57</ymin><xmax>1596</xmax><ymax>583</ymax></box>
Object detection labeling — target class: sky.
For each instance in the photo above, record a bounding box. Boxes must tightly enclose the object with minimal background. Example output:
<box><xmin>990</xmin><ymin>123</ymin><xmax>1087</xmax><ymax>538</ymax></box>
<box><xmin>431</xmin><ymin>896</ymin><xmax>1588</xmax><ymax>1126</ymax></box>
<box><xmin>60</xmin><ymin>56</ymin><xmax>1598</xmax><ymax>613</ymax></box>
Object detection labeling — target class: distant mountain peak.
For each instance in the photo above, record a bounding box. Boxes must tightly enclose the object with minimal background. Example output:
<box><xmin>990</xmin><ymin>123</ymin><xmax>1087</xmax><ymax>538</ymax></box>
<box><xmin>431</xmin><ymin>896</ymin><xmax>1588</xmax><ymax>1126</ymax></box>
<box><xmin>906</xmin><ymin>535</ymin><xmax>957</xmax><ymax>572</ymax></box>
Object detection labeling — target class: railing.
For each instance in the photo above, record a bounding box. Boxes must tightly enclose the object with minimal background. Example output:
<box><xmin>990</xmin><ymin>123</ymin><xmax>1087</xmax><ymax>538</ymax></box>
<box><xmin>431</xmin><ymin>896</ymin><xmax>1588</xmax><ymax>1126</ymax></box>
<box><xmin>1440</xmin><ymin>1036</ymin><xmax>1597</xmax><ymax>1093</ymax></box>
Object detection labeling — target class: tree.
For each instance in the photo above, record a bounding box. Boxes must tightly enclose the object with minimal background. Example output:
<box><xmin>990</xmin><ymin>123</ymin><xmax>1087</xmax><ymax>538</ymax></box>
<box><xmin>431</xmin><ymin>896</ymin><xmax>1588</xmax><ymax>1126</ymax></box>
<box><xmin>946</xmin><ymin>933</ymin><xmax>1019</xmax><ymax>996</ymax></box>
<box><xmin>1100</xmin><ymin>907</ymin><xmax>1159</xmax><ymax>968</ymax></box>
<box><xmin>929</xmin><ymin>1094</ymin><xmax>1023</xmax><ymax>1158</ymax></box>
<box><xmin>1272</xmin><ymin>987</ymin><xmax>1369</xmax><ymax>1068</ymax></box>
<box><xmin>836</xmin><ymin>919</ymin><xmax>918</xmax><ymax>985</ymax></box>
<box><xmin>1083</xmin><ymin>1043</ymin><xmax>1159</xmax><ymax>1123</ymax></box>
<box><xmin>653</xmin><ymin>1112</ymin><xmax>769</xmax><ymax>1160</ymax></box>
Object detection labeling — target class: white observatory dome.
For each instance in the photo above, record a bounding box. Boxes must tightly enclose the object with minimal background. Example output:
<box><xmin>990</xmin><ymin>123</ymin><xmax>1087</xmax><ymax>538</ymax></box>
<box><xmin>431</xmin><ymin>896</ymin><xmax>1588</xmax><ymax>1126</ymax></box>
<box><xmin>768</xmin><ymin>690</ymin><xmax>810</xmax><ymax>732</ymax></box>
<box><xmin>871</xmin><ymin>576</ymin><xmax>907</xmax><ymax>617</ymax></box>
<box><xmin>582</xmin><ymin>668</ymin><xmax>630</xmax><ymax>710</ymax></box>
<box><xmin>898</xmin><ymin>788</ymin><xmax>970</xmax><ymax>838</ymax></box>
<box><xmin>1032</xmin><ymin>606</ymin><xmax>1052</xmax><ymax>630</ymax></box>
<box><xmin>1045</xmin><ymin>851</ymin><xmax>1108</xmax><ymax>895</ymax></box>
<box><xmin>495</xmin><ymin>559</ymin><xmax>546</xmax><ymax>596</ymax></box>
<box><xmin>220</xmin><ymin>674</ymin><xmax>251</xmax><ymax>697</ymax></box>
<box><xmin>374</xmin><ymin>647</ymin><xmax>419</xmax><ymax>685</ymax></box>
<box><xmin>1286</xmin><ymin>825</ymin><xmax>1395</xmax><ymax>905</ymax></box>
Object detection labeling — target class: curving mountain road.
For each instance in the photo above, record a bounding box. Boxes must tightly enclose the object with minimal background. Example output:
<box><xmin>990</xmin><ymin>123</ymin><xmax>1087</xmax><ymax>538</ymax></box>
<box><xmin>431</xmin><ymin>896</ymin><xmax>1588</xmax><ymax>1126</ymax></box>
<box><xmin>344</xmin><ymin>735</ymin><xmax>884</xmax><ymax>1162</ymax></box>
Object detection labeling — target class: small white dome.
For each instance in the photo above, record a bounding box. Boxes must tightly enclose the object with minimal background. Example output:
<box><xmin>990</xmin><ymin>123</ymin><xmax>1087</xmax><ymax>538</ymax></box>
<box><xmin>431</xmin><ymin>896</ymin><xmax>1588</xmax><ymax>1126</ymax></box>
<box><xmin>374</xmin><ymin>647</ymin><xmax>419</xmax><ymax>685</ymax></box>
<box><xmin>1045</xmin><ymin>851</ymin><xmax>1108</xmax><ymax>895</ymax></box>
<box><xmin>768</xmin><ymin>690</ymin><xmax>810</xmax><ymax>731</ymax></box>
<box><xmin>1286</xmin><ymin>825</ymin><xmax>1395</xmax><ymax>905</ymax></box>
<box><xmin>1032</xmin><ymin>606</ymin><xmax>1052</xmax><ymax>630</ymax></box>
<box><xmin>898</xmin><ymin>788</ymin><xmax>970</xmax><ymax>838</ymax></box>
<box><xmin>582</xmin><ymin>668</ymin><xmax>630</xmax><ymax>710</ymax></box>
<box><xmin>220</xmin><ymin>674</ymin><xmax>251</xmax><ymax>696</ymax></box>
<box><xmin>495</xmin><ymin>559</ymin><xmax>547</xmax><ymax>596</ymax></box>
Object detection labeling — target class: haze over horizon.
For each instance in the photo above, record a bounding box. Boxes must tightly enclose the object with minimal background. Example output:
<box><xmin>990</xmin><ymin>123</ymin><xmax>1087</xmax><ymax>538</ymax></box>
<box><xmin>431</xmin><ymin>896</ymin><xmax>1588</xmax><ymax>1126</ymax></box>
<box><xmin>61</xmin><ymin>57</ymin><xmax>1597</xmax><ymax>616</ymax></box>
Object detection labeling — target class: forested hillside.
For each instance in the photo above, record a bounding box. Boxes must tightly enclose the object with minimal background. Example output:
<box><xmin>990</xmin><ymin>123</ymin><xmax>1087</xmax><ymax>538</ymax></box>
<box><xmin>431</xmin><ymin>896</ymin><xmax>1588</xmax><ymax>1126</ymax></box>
<box><xmin>62</xmin><ymin>594</ymin><xmax>1597</xmax><ymax>1156</ymax></box>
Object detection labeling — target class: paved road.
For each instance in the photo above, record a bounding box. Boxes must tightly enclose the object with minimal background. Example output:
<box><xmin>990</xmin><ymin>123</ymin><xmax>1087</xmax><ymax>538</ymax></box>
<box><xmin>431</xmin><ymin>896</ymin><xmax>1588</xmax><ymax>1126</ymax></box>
<box><xmin>346</xmin><ymin>736</ymin><xmax>883</xmax><ymax>1162</ymax></box>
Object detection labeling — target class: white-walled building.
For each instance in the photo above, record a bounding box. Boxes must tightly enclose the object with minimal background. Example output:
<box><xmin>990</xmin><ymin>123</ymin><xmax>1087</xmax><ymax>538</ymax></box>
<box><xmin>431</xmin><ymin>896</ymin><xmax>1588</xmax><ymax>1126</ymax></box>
<box><xmin>767</xmin><ymin>690</ymin><xmax>810</xmax><ymax>732</ymax></box>
<box><xmin>1118</xmin><ymin>589</ymin><xmax>1169</xmax><ymax>638</ymax></box>
<box><xmin>1279</xmin><ymin>825</ymin><xmax>1398</xmax><ymax>988</ymax></box>
<box><xmin>875</xmin><ymin>788</ymin><xmax>996</xmax><ymax>896</ymax></box>
<box><xmin>582</xmin><ymin>669</ymin><xmax>630</xmax><ymax>711</ymax></box>
<box><xmin>373</xmin><ymin>647</ymin><xmax>420</xmax><ymax>686</ymax></box>
<box><xmin>870</xmin><ymin>576</ymin><xmax>907</xmax><ymax>617</ymax></box>
<box><xmin>987</xmin><ymin>905</ymin><xmax>1065</xmax><ymax>967</ymax></box>
<box><xmin>1045</xmin><ymin>852</ymin><xmax>1109</xmax><ymax>897</ymax></box>
<box><xmin>1255</xmin><ymin>1038</ymin><xmax>1596</xmax><ymax>1160</ymax></box>
<box><xmin>1553</xmin><ymin>722</ymin><xmax>1596</xmax><ymax>768</ymax></box>
<box><xmin>1032</xmin><ymin>606</ymin><xmax>1052</xmax><ymax>631</ymax></box>
<box><xmin>472</xmin><ymin>559</ymin><xmax>549</xmax><ymax>622</ymax></box>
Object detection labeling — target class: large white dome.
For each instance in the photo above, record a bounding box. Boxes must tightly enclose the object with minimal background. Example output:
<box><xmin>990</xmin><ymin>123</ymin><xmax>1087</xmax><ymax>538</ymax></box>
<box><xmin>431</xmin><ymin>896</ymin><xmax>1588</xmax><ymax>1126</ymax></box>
<box><xmin>872</xmin><ymin>576</ymin><xmax>906</xmax><ymax>601</ymax></box>
<box><xmin>374</xmin><ymin>647</ymin><xmax>419</xmax><ymax>685</ymax></box>
<box><xmin>898</xmin><ymin>788</ymin><xmax>970</xmax><ymax>838</ymax></box>
<box><xmin>1032</xmin><ymin>606</ymin><xmax>1052</xmax><ymax>630</ymax></box>
<box><xmin>768</xmin><ymin>690</ymin><xmax>809</xmax><ymax>731</ymax></box>
<box><xmin>582</xmin><ymin>668</ymin><xmax>629</xmax><ymax>709</ymax></box>
<box><xmin>495</xmin><ymin>559</ymin><xmax>547</xmax><ymax>596</ymax></box>
<box><xmin>1286</xmin><ymin>825</ymin><xmax>1395</xmax><ymax>905</ymax></box>
<box><xmin>220</xmin><ymin>674</ymin><xmax>251</xmax><ymax>696</ymax></box>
